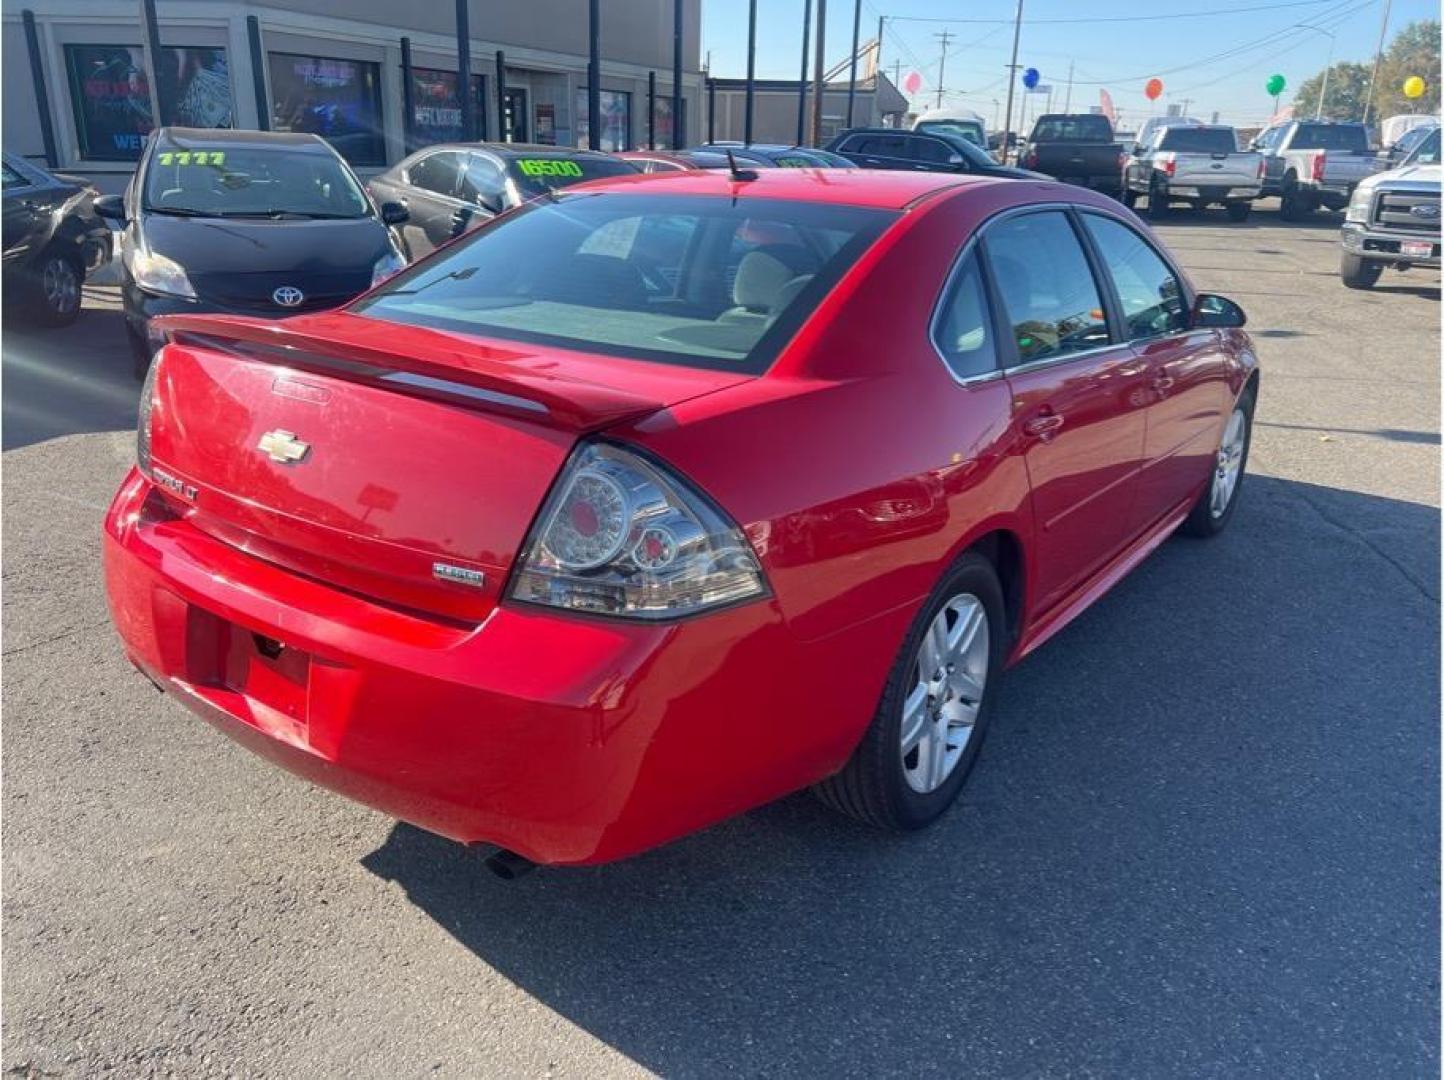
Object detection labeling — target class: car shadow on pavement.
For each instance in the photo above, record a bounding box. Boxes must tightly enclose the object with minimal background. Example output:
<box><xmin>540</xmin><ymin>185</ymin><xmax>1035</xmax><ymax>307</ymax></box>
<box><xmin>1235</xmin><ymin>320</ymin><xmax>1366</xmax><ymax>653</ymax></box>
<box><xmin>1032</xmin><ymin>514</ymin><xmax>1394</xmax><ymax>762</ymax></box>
<box><xmin>2</xmin><ymin>288</ymin><xmax>138</xmax><ymax>450</ymax></box>
<box><xmin>362</xmin><ymin>475</ymin><xmax>1439</xmax><ymax>1077</ymax></box>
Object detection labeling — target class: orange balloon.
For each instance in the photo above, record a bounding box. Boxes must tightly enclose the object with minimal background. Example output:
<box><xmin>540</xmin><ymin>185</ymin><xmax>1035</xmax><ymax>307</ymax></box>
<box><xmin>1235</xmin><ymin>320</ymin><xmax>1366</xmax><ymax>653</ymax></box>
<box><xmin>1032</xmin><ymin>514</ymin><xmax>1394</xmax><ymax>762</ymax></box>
<box><xmin>1145</xmin><ymin>78</ymin><xmax>1164</xmax><ymax>101</ymax></box>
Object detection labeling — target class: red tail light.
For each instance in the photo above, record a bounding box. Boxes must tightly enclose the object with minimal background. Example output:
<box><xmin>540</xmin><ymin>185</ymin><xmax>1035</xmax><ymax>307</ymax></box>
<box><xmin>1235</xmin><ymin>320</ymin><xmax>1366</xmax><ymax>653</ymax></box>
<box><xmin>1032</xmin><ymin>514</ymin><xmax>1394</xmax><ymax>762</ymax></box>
<box><xmin>1312</xmin><ymin>152</ymin><xmax>1326</xmax><ymax>182</ymax></box>
<box><xmin>1024</xmin><ymin>151</ymin><xmax>1038</xmax><ymax>169</ymax></box>
<box><xmin>1161</xmin><ymin>157</ymin><xmax>1176</xmax><ymax>177</ymax></box>
<box><xmin>1257</xmin><ymin>156</ymin><xmax>1266</xmax><ymax>180</ymax></box>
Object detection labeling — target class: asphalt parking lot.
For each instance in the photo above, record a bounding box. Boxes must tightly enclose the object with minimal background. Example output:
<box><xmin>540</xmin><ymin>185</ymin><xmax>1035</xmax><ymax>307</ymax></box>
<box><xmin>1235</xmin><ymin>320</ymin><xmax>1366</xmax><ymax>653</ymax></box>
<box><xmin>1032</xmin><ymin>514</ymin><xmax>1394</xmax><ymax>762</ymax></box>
<box><xmin>3</xmin><ymin>202</ymin><xmax>1439</xmax><ymax>1077</ymax></box>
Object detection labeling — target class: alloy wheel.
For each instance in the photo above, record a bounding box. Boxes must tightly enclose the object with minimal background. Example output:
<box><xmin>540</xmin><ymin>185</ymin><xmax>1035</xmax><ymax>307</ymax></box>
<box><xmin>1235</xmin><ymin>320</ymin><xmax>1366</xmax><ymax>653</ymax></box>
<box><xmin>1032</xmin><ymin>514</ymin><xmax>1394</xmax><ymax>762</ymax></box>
<box><xmin>1210</xmin><ymin>406</ymin><xmax>1247</xmax><ymax>518</ymax></box>
<box><xmin>900</xmin><ymin>594</ymin><xmax>990</xmax><ymax>794</ymax></box>
<box><xmin>42</xmin><ymin>257</ymin><xmax>79</xmax><ymax>317</ymax></box>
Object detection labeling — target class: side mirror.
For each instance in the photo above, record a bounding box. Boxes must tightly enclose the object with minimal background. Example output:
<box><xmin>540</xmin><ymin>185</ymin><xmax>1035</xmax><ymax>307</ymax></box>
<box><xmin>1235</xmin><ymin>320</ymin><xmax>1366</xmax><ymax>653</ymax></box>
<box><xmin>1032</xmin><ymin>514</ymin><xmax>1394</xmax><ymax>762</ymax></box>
<box><xmin>93</xmin><ymin>194</ymin><xmax>126</xmax><ymax>223</ymax></box>
<box><xmin>947</xmin><ymin>152</ymin><xmax>964</xmax><ymax>166</ymax></box>
<box><xmin>379</xmin><ymin>200</ymin><xmax>409</xmax><ymax>225</ymax></box>
<box><xmin>1192</xmin><ymin>292</ymin><xmax>1247</xmax><ymax>329</ymax></box>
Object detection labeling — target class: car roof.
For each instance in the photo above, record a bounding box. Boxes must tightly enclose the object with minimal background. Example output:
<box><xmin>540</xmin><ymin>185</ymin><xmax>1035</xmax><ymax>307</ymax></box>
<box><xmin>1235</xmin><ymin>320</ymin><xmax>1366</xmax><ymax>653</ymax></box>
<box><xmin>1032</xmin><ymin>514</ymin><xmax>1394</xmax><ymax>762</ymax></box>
<box><xmin>560</xmin><ymin>166</ymin><xmax>1009</xmax><ymax>210</ymax></box>
<box><xmin>416</xmin><ymin>142</ymin><xmax>621</xmax><ymax>160</ymax></box>
<box><xmin>154</xmin><ymin>127</ymin><xmax>331</xmax><ymax>151</ymax></box>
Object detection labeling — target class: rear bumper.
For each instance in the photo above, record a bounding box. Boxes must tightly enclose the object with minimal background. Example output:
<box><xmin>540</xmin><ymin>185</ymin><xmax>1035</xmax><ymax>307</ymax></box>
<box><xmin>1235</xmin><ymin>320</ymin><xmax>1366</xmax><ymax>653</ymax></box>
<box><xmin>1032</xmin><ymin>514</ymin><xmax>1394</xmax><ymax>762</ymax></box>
<box><xmin>103</xmin><ymin>470</ymin><xmax>856</xmax><ymax>866</ymax></box>
<box><xmin>1162</xmin><ymin>184</ymin><xmax>1260</xmax><ymax>200</ymax></box>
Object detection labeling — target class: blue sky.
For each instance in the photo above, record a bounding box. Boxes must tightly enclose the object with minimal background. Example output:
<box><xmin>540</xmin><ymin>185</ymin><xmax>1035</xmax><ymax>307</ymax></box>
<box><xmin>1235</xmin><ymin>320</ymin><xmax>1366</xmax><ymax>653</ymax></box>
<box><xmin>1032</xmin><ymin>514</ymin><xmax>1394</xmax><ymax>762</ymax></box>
<box><xmin>700</xmin><ymin>0</ymin><xmax>1436</xmax><ymax>129</ymax></box>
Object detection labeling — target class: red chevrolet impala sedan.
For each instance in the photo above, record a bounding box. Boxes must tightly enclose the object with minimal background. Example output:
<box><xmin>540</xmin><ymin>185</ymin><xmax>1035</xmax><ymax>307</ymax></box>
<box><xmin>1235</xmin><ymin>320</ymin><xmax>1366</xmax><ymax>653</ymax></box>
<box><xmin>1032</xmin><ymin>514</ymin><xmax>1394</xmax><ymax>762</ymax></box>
<box><xmin>104</xmin><ymin>168</ymin><xmax>1257</xmax><ymax>870</ymax></box>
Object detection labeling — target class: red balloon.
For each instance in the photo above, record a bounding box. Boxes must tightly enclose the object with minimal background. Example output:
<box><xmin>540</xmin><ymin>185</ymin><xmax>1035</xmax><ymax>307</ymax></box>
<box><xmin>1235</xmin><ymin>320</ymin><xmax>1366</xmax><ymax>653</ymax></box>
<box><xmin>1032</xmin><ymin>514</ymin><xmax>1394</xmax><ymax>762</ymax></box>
<box><xmin>904</xmin><ymin>71</ymin><xmax>922</xmax><ymax>96</ymax></box>
<box><xmin>1145</xmin><ymin>78</ymin><xmax>1164</xmax><ymax>101</ymax></box>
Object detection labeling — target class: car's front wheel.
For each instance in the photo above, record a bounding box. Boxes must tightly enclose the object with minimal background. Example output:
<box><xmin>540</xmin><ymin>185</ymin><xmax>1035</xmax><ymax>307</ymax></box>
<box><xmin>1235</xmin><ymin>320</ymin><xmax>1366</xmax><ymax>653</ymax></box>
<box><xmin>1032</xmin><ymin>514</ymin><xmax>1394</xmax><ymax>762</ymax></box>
<box><xmin>1226</xmin><ymin>201</ymin><xmax>1252</xmax><ymax>222</ymax></box>
<box><xmin>1180</xmin><ymin>390</ymin><xmax>1254</xmax><ymax>537</ymax></box>
<box><xmin>814</xmin><ymin>552</ymin><xmax>1004</xmax><ymax>830</ymax></box>
<box><xmin>1340</xmin><ymin>251</ymin><xmax>1382</xmax><ymax>290</ymax></box>
<box><xmin>30</xmin><ymin>250</ymin><xmax>83</xmax><ymax>327</ymax></box>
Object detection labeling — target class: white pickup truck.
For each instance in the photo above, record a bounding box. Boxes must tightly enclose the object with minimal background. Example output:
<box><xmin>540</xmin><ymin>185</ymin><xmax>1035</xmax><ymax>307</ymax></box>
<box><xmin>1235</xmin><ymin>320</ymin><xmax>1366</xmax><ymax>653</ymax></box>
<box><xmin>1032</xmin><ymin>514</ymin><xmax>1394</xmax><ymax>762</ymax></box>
<box><xmin>1252</xmin><ymin>120</ymin><xmax>1383</xmax><ymax>220</ymax></box>
<box><xmin>1122</xmin><ymin>124</ymin><xmax>1262</xmax><ymax>221</ymax></box>
<box><xmin>1340</xmin><ymin>126</ymin><xmax>1440</xmax><ymax>289</ymax></box>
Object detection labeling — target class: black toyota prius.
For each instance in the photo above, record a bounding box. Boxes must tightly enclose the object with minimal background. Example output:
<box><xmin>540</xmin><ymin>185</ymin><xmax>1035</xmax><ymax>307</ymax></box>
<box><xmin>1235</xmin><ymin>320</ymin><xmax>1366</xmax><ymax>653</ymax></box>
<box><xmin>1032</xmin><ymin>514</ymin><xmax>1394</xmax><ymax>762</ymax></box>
<box><xmin>96</xmin><ymin>127</ymin><xmax>409</xmax><ymax>377</ymax></box>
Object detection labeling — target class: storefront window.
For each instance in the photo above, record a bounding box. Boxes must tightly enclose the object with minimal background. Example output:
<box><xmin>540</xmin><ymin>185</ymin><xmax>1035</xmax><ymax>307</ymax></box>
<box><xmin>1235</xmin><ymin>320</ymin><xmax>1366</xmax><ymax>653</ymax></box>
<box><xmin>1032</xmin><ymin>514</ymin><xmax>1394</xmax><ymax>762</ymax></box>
<box><xmin>268</xmin><ymin>52</ymin><xmax>384</xmax><ymax>166</ymax></box>
<box><xmin>64</xmin><ymin>44</ymin><xmax>233</xmax><ymax>161</ymax></box>
<box><xmin>409</xmin><ymin>67</ymin><xmax>486</xmax><ymax>146</ymax></box>
<box><xmin>576</xmin><ymin>88</ymin><xmax>631</xmax><ymax>152</ymax></box>
<box><xmin>653</xmin><ymin>96</ymin><xmax>685</xmax><ymax>149</ymax></box>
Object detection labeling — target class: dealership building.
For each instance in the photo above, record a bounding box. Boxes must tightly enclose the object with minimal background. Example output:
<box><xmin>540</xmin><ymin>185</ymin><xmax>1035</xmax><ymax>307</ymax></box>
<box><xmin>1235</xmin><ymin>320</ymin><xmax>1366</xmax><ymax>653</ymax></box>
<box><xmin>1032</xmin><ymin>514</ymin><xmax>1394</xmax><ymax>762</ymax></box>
<box><xmin>2</xmin><ymin>0</ymin><xmax>703</xmax><ymax>189</ymax></box>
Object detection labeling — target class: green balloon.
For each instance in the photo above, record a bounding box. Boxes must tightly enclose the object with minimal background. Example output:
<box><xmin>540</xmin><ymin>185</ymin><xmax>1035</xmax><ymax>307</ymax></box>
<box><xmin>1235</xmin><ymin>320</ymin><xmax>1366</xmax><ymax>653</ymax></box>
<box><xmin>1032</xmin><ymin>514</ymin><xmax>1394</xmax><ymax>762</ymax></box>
<box><xmin>1266</xmin><ymin>74</ymin><xmax>1286</xmax><ymax>96</ymax></box>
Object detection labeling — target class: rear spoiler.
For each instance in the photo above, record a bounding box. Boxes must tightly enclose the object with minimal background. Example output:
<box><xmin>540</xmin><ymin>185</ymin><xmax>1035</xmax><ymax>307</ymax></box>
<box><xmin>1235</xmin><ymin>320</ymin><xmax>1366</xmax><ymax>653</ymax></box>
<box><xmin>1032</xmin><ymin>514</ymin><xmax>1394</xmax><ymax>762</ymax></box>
<box><xmin>151</xmin><ymin>313</ymin><xmax>668</xmax><ymax>432</ymax></box>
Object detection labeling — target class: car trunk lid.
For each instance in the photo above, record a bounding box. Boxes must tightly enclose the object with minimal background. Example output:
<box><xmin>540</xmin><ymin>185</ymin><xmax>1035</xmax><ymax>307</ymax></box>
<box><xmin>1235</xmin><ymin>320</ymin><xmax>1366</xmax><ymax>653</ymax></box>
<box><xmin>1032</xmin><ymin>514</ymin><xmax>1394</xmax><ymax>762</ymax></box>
<box><xmin>147</xmin><ymin>311</ymin><xmax>749</xmax><ymax>622</ymax></box>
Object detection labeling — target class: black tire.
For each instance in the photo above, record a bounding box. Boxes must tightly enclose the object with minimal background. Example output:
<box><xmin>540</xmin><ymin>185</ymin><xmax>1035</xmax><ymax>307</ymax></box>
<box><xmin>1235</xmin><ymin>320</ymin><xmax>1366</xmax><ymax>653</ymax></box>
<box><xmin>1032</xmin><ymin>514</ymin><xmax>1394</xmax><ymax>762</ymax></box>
<box><xmin>1180</xmin><ymin>388</ymin><xmax>1254</xmax><ymax>538</ymax></box>
<box><xmin>1226</xmin><ymin>201</ymin><xmax>1252</xmax><ymax>222</ymax></box>
<box><xmin>1120</xmin><ymin>187</ymin><xmax>1138</xmax><ymax>209</ymax></box>
<box><xmin>127</xmin><ymin>324</ymin><xmax>154</xmax><ymax>381</ymax></box>
<box><xmin>1278</xmin><ymin>175</ymin><xmax>1309</xmax><ymax>221</ymax></box>
<box><xmin>28</xmin><ymin>249</ymin><xmax>83</xmax><ymax>327</ymax></box>
<box><xmin>1340</xmin><ymin>250</ymin><xmax>1382</xmax><ymax>290</ymax></box>
<box><xmin>813</xmin><ymin>552</ymin><xmax>1005</xmax><ymax>831</ymax></box>
<box><xmin>1147</xmin><ymin>179</ymin><xmax>1170</xmax><ymax>219</ymax></box>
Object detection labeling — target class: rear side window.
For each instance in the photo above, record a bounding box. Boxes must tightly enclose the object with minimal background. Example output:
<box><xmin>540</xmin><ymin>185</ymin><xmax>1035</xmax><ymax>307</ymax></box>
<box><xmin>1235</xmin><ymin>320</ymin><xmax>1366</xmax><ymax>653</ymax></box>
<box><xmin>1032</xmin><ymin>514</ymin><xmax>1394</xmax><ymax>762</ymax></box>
<box><xmin>982</xmin><ymin>211</ymin><xmax>1110</xmax><ymax>364</ymax></box>
<box><xmin>853</xmin><ymin>135</ymin><xmax>907</xmax><ymax>156</ymax></box>
<box><xmin>408</xmin><ymin>151</ymin><xmax>462</xmax><ymax>196</ymax></box>
<box><xmin>912</xmin><ymin>137</ymin><xmax>957</xmax><ymax>165</ymax></box>
<box><xmin>357</xmin><ymin>193</ymin><xmax>897</xmax><ymax>374</ymax></box>
<box><xmin>934</xmin><ymin>250</ymin><xmax>998</xmax><ymax>379</ymax></box>
<box><xmin>1159</xmin><ymin>128</ymin><xmax>1238</xmax><ymax>154</ymax></box>
<box><xmin>459</xmin><ymin>154</ymin><xmax>507</xmax><ymax>208</ymax></box>
<box><xmin>1081</xmin><ymin>215</ymin><xmax>1187</xmax><ymax>340</ymax></box>
<box><xmin>1031</xmin><ymin>115</ymin><xmax>1113</xmax><ymax>142</ymax></box>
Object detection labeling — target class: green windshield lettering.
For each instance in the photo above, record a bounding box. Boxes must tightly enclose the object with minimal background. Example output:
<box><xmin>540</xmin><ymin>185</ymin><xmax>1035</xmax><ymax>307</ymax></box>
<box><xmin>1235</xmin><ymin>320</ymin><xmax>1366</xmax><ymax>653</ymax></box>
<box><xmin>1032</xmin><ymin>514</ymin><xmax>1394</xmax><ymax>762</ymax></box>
<box><xmin>157</xmin><ymin>150</ymin><xmax>226</xmax><ymax>167</ymax></box>
<box><xmin>517</xmin><ymin>158</ymin><xmax>585</xmax><ymax>178</ymax></box>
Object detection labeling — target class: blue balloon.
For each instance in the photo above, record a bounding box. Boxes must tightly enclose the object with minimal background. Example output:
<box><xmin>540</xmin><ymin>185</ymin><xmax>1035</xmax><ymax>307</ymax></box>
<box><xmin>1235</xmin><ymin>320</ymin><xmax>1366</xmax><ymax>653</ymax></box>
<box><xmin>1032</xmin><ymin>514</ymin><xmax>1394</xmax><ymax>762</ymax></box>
<box><xmin>1022</xmin><ymin>67</ymin><xmax>1040</xmax><ymax>90</ymax></box>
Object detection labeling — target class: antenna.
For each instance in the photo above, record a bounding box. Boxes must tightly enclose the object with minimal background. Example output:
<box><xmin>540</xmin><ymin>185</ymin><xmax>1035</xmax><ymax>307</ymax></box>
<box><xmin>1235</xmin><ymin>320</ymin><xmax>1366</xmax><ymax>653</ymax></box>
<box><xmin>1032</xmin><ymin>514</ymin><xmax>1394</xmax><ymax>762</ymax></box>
<box><xmin>725</xmin><ymin>148</ymin><xmax>758</xmax><ymax>181</ymax></box>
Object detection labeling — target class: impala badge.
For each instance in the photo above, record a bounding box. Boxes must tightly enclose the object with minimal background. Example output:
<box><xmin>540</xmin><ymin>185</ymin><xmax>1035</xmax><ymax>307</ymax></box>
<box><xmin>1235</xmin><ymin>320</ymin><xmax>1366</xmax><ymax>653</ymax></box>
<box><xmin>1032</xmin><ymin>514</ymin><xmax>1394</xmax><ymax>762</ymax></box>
<box><xmin>257</xmin><ymin>429</ymin><xmax>310</xmax><ymax>464</ymax></box>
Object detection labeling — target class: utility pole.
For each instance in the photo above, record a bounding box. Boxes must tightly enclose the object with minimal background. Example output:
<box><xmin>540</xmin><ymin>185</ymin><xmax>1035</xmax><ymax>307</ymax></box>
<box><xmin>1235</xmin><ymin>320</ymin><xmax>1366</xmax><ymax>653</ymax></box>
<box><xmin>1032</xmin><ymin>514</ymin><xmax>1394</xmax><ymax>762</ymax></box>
<box><xmin>744</xmin><ymin>0</ymin><xmax>757</xmax><ymax>145</ymax></box>
<box><xmin>846</xmin><ymin>0</ymin><xmax>862</xmax><ymax>128</ymax></box>
<box><xmin>875</xmin><ymin>16</ymin><xmax>885</xmax><ymax>76</ymax></box>
<box><xmin>811</xmin><ymin>0</ymin><xmax>827</xmax><ymax>146</ymax></box>
<box><xmin>797</xmin><ymin>0</ymin><xmax>811</xmax><ymax>145</ymax></box>
<box><xmin>933</xmin><ymin>30</ymin><xmax>952</xmax><ymax>110</ymax></box>
<box><xmin>1179</xmin><ymin>96</ymin><xmax>1193</xmax><ymax>118</ymax></box>
<box><xmin>1000</xmin><ymin>0</ymin><xmax>1024</xmax><ymax>162</ymax></box>
<box><xmin>1063</xmin><ymin>60</ymin><xmax>1074</xmax><ymax>113</ymax></box>
<box><xmin>1362</xmin><ymin>0</ymin><xmax>1392</xmax><ymax>126</ymax></box>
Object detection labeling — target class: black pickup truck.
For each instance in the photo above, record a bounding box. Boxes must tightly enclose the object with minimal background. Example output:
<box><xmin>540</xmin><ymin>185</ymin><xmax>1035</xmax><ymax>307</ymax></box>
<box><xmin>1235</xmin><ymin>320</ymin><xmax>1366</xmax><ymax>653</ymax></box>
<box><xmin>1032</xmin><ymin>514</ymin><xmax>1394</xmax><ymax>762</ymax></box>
<box><xmin>1019</xmin><ymin>113</ymin><xmax>1125</xmax><ymax>197</ymax></box>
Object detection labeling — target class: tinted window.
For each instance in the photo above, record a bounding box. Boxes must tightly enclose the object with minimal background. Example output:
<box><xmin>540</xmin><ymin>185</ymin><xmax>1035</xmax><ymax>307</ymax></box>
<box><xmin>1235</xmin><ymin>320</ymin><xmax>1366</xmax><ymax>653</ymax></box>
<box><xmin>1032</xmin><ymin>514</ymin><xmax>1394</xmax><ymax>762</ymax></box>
<box><xmin>1158</xmin><ymin>128</ymin><xmax>1238</xmax><ymax>154</ymax></box>
<box><xmin>408</xmin><ymin>151</ymin><xmax>462</xmax><ymax>197</ymax></box>
<box><xmin>916</xmin><ymin>120</ymin><xmax>986</xmax><ymax>148</ymax></box>
<box><xmin>142</xmin><ymin>141</ymin><xmax>369</xmax><ymax>218</ymax></box>
<box><xmin>1081</xmin><ymin>215</ymin><xmax>1187</xmax><ymax>340</ymax></box>
<box><xmin>504</xmin><ymin>155</ymin><xmax>638</xmax><ymax>200</ymax></box>
<box><xmin>1290</xmin><ymin>124</ymin><xmax>1368</xmax><ymax>152</ymax></box>
<box><xmin>268</xmin><ymin>52</ymin><xmax>385</xmax><ymax>166</ymax></box>
<box><xmin>934</xmin><ymin>250</ymin><xmax>998</xmax><ymax>379</ymax></box>
<box><xmin>357</xmin><ymin>194</ymin><xmax>896</xmax><ymax>374</ymax></box>
<box><xmin>854</xmin><ymin>135</ymin><xmax>908</xmax><ymax>156</ymax></box>
<box><xmin>2</xmin><ymin>163</ymin><xmax>29</xmax><ymax>190</ymax></box>
<box><xmin>1031</xmin><ymin>115</ymin><xmax>1113</xmax><ymax>142</ymax></box>
<box><xmin>983</xmin><ymin>211</ymin><xmax>1109</xmax><ymax>363</ymax></box>
<box><xmin>913</xmin><ymin>136</ymin><xmax>959</xmax><ymax>165</ymax></box>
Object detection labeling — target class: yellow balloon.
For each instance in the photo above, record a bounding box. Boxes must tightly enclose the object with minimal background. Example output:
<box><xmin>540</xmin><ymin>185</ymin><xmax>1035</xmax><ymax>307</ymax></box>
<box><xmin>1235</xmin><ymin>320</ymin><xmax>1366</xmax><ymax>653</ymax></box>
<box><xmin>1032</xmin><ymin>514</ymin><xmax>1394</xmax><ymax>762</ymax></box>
<box><xmin>1403</xmin><ymin>75</ymin><xmax>1426</xmax><ymax>99</ymax></box>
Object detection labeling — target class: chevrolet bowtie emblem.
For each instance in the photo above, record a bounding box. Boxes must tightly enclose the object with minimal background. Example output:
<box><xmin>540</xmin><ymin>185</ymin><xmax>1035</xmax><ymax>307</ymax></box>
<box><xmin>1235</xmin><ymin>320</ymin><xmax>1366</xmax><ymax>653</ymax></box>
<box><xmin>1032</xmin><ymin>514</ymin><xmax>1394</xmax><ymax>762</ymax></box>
<box><xmin>257</xmin><ymin>429</ymin><xmax>310</xmax><ymax>464</ymax></box>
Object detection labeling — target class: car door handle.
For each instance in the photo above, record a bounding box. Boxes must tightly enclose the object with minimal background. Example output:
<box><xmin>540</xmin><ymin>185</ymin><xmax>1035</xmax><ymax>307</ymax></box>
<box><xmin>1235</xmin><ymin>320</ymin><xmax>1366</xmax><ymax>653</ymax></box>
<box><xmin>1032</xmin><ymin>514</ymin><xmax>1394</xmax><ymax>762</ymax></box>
<box><xmin>1023</xmin><ymin>412</ymin><xmax>1065</xmax><ymax>441</ymax></box>
<box><xmin>1150</xmin><ymin>375</ymin><xmax>1176</xmax><ymax>392</ymax></box>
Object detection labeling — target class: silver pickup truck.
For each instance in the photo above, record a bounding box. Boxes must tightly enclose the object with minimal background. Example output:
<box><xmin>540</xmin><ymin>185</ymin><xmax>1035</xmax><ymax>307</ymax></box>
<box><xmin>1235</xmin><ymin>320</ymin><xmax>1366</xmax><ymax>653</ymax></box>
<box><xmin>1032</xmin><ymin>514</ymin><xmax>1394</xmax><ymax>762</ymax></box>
<box><xmin>1340</xmin><ymin>126</ymin><xmax>1440</xmax><ymax>289</ymax></box>
<box><xmin>1122</xmin><ymin>124</ymin><xmax>1262</xmax><ymax>220</ymax></box>
<box><xmin>1253</xmin><ymin>120</ymin><xmax>1383</xmax><ymax>220</ymax></box>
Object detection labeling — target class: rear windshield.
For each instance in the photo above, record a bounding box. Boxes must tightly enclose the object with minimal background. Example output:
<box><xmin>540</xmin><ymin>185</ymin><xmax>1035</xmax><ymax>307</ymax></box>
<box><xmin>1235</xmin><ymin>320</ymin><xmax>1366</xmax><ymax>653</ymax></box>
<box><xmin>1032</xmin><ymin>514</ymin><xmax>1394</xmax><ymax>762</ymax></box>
<box><xmin>143</xmin><ymin>141</ymin><xmax>368</xmax><ymax>218</ymax></box>
<box><xmin>504</xmin><ymin>155</ymin><xmax>639</xmax><ymax>199</ymax></box>
<box><xmin>1158</xmin><ymin>127</ymin><xmax>1238</xmax><ymax>154</ymax></box>
<box><xmin>1290</xmin><ymin>124</ymin><xmax>1369</xmax><ymax>152</ymax></box>
<box><xmin>917</xmin><ymin>120</ymin><xmax>987</xmax><ymax>147</ymax></box>
<box><xmin>1031</xmin><ymin>115</ymin><xmax>1113</xmax><ymax>142</ymax></box>
<box><xmin>356</xmin><ymin>194</ymin><xmax>896</xmax><ymax>374</ymax></box>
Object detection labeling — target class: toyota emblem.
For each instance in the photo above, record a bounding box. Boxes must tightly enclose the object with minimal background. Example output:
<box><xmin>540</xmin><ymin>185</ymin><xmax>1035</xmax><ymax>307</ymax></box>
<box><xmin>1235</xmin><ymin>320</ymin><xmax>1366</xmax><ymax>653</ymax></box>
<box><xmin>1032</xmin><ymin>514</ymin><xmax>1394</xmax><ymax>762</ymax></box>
<box><xmin>272</xmin><ymin>285</ymin><xmax>305</xmax><ymax>308</ymax></box>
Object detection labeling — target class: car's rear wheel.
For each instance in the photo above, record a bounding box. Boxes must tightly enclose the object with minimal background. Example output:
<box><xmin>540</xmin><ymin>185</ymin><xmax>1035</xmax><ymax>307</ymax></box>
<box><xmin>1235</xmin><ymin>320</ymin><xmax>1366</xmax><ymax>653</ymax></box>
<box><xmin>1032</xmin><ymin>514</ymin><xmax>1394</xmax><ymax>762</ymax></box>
<box><xmin>1278</xmin><ymin>175</ymin><xmax>1311</xmax><ymax>221</ymax></box>
<box><xmin>1180</xmin><ymin>391</ymin><xmax>1254</xmax><ymax>538</ymax></box>
<box><xmin>1226</xmin><ymin>201</ymin><xmax>1251</xmax><ymax>222</ymax></box>
<box><xmin>1147</xmin><ymin>179</ymin><xmax>1170</xmax><ymax>219</ymax></box>
<box><xmin>30</xmin><ymin>250</ymin><xmax>83</xmax><ymax>327</ymax></box>
<box><xmin>813</xmin><ymin>552</ymin><xmax>1004</xmax><ymax>830</ymax></box>
<box><xmin>1120</xmin><ymin>187</ymin><xmax>1138</xmax><ymax>209</ymax></box>
<box><xmin>1340</xmin><ymin>251</ymin><xmax>1382</xmax><ymax>290</ymax></box>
